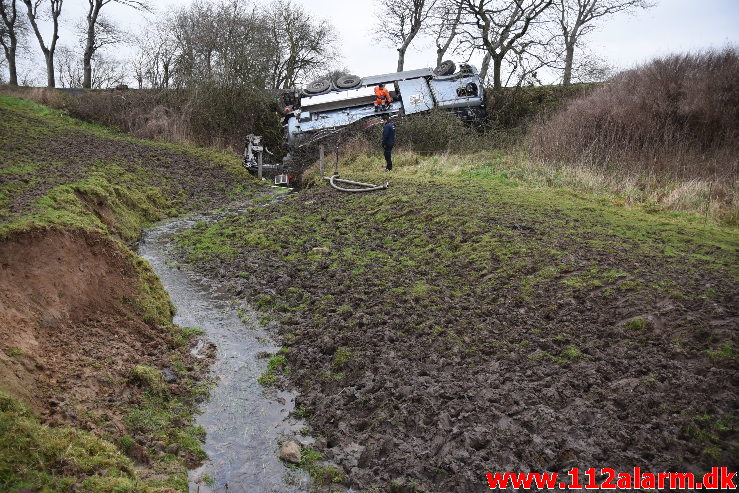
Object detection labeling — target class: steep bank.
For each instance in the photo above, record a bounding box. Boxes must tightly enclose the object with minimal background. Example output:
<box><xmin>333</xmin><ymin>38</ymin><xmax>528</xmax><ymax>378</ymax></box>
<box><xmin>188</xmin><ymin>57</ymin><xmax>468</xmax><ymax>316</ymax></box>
<box><xmin>0</xmin><ymin>95</ymin><xmax>259</xmax><ymax>491</ymax></box>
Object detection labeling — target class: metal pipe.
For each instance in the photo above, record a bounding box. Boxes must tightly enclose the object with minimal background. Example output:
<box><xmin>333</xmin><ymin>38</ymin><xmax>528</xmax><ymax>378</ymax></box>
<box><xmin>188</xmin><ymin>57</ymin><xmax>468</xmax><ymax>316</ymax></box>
<box><xmin>319</xmin><ymin>144</ymin><xmax>325</xmax><ymax>178</ymax></box>
<box><xmin>257</xmin><ymin>148</ymin><xmax>263</xmax><ymax>180</ymax></box>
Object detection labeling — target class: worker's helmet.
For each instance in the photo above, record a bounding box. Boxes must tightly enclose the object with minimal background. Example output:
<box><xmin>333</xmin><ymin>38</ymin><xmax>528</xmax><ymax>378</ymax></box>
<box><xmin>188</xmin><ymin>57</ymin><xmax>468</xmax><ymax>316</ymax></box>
<box><xmin>378</xmin><ymin>83</ymin><xmax>385</xmax><ymax>88</ymax></box>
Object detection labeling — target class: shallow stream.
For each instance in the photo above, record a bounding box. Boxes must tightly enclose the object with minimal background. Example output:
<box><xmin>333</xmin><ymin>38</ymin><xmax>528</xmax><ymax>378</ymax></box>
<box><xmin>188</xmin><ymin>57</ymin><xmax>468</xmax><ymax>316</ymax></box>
<box><xmin>138</xmin><ymin>203</ymin><xmax>309</xmax><ymax>493</ymax></box>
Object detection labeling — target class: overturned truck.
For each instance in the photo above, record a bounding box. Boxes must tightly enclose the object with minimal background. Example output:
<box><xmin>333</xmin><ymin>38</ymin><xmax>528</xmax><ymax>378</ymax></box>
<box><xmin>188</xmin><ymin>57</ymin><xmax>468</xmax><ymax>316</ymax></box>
<box><xmin>244</xmin><ymin>60</ymin><xmax>486</xmax><ymax>184</ymax></box>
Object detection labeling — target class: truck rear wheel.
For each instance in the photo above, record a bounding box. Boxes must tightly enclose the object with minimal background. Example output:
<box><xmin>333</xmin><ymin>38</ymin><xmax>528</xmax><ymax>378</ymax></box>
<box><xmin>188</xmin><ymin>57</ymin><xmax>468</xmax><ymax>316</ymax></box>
<box><xmin>336</xmin><ymin>75</ymin><xmax>361</xmax><ymax>89</ymax></box>
<box><xmin>434</xmin><ymin>60</ymin><xmax>456</xmax><ymax>76</ymax></box>
<box><xmin>304</xmin><ymin>79</ymin><xmax>331</xmax><ymax>94</ymax></box>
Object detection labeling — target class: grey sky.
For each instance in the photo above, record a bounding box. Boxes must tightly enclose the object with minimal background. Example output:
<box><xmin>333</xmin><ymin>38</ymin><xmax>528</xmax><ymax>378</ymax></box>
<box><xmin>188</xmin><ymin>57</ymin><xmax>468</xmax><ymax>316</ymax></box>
<box><xmin>11</xmin><ymin>0</ymin><xmax>739</xmax><ymax>85</ymax></box>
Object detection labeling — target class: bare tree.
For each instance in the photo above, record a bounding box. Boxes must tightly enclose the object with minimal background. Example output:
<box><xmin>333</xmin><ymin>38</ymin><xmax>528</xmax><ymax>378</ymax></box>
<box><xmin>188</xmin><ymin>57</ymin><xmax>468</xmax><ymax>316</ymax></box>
<box><xmin>375</xmin><ymin>0</ymin><xmax>437</xmax><ymax>72</ymax></box>
<box><xmin>22</xmin><ymin>0</ymin><xmax>62</xmax><ymax>88</ymax></box>
<box><xmin>430</xmin><ymin>0</ymin><xmax>466</xmax><ymax>66</ymax></box>
<box><xmin>82</xmin><ymin>0</ymin><xmax>148</xmax><ymax>89</ymax></box>
<box><xmin>553</xmin><ymin>0</ymin><xmax>651</xmax><ymax>85</ymax></box>
<box><xmin>57</xmin><ymin>43</ymin><xmax>123</xmax><ymax>88</ymax></box>
<box><xmin>171</xmin><ymin>0</ymin><xmax>275</xmax><ymax>88</ymax></box>
<box><xmin>463</xmin><ymin>0</ymin><xmax>553</xmax><ymax>89</ymax></box>
<box><xmin>82</xmin><ymin>0</ymin><xmax>149</xmax><ymax>89</ymax></box>
<box><xmin>55</xmin><ymin>45</ymin><xmax>80</xmax><ymax>87</ymax></box>
<box><xmin>133</xmin><ymin>18</ymin><xmax>177</xmax><ymax>88</ymax></box>
<box><xmin>0</xmin><ymin>0</ymin><xmax>25</xmax><ymax>85</ymax></box>
<box><xmin>266</xmin><ymin>0</ymin><xmax>337</xmax><ymax>88</ymax></box>
<box><xmin>142</xmin><ymin>0</ymin><xmax>337</xmax><ymax>90</ymax></box>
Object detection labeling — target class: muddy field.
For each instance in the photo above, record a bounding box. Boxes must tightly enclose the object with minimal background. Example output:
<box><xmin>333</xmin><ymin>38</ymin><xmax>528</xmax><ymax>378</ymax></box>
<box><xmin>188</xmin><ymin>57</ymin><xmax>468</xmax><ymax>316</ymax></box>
<box><xmin>174</xmin><ymin>177</ymin><xmax>738</xmax><ymax>492</ymax></box>
<box><xmin>2</xmin><ymin>92</ymin><xmax>737</xmax><ymax>492</ymax></box>
<box><xmin>0</xmin><ymin>98</ymin><xmax>247</xmax><ymax>226</ymax></box>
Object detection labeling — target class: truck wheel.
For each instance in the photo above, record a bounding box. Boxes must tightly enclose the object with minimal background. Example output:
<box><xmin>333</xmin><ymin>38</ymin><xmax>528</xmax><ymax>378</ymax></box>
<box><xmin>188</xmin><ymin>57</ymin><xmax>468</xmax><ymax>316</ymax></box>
<box><xmin>434</xmin><ymin>60</ymin><xmax>456</xmax><ymax>76</ymax></box>
<box><xmin>304</xmin><ymin>79</ymin><xmax>331</xmax><ymax>94</ymax></box>
<box><xmin>336</xmin><ymin>74</ymin><xmax>361</xmax><ymax>89</ymax></box>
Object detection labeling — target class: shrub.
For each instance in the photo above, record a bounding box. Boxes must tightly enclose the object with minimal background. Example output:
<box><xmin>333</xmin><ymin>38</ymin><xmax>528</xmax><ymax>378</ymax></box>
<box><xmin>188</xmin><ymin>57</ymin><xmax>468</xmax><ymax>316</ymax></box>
<box><xmin>529</xmin><ymin>47</ymin><xmax>739</xmax><ymax>181</ymax></box>
<box><xmin>1</xmin><ymin>86</ymin><xmax>284</xmax><ymax>154</ymax></box>
<box><xmin>484</xmin><ymin>83</ymin><xmax>596</xmax><ymax>130</ymax></box>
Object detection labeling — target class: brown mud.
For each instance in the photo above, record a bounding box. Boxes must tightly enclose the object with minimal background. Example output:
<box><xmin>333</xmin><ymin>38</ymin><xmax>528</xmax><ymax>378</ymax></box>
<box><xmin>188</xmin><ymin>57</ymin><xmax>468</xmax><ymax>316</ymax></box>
<box><xmin>173</xmin><ymin>182</ymin><xmax>738</xmax><ymax>492</ymax></box>
<box><xmin>0</xmin><ymin>227</ymin><xmax>213</xmax><ymax>472</ymax></box>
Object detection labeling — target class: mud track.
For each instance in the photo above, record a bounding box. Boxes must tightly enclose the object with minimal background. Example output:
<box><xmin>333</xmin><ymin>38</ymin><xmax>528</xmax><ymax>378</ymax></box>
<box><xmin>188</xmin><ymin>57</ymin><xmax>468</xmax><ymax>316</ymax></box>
<box><xmin>0</xmin><ymin>106</ymin><xmax>242</xmax><ymax>221</ymax></box>
<box><xmin>173</xmin><ymin>181</ymin><xmax>738</xmax><ymax>492</ymax></box>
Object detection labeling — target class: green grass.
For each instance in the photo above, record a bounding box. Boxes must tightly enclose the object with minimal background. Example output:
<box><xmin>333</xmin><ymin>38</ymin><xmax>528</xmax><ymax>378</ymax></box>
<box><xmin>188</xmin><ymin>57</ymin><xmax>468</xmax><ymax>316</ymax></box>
<box><xmin>705</xmin><ymin>342</ymin><xmax>736</xmax><ymax>361</ymax></box>
<box><xmin>297</xmin><ymin>446</ymin><xmax>345</xmax><ymax>487</ymax></box>
<box><xmin>258</xmin><ymin>353</ymin><xmax>289</xmax><ymax>387</ymax></box>
<box><xmin>624</xmin><ymin>317</ymin><xmax>651</xmax><ymax>331</ymax></box>
<box><xmin>332</xmin><ymin>347</ymin><xmax>355</xmax><ymax>370</ymax></box>
<box><xmin>0</xmin><ymin>391</ymin><xmax>172</xmax><ymax>492</ymax></box>
<box><xmin>0</xmin><ymin>94</ymin><xmax>256</xmax><ymax>241</ymax></box>
<box><xmin>171</xmin><ymin>326</ymin><xmax>205</xmax><ymax>348</ymax></box>
<box><xmin>0</xmin><ymin>167</ymin><xmax>173</xmax><ymax>241</ymax></box>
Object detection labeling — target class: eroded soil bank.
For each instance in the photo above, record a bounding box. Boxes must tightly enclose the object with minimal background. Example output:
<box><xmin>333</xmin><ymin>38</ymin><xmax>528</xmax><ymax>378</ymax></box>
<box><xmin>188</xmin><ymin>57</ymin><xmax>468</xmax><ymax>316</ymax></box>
<box><xmin>0</xmin><ymin>227</ymin><xmax>212</xmax><ymax>488</ymax></box>
<box><xmin>173</xmin><ymin>177</ymin><xmax>738</xmax><ymax>492</ymax></box>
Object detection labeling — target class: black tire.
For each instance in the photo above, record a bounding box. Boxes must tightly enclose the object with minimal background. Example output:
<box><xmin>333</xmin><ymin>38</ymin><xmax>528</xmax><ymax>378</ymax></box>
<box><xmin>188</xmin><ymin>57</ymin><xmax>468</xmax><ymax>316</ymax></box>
<box><xmin>304</xmin><ymin>79</ymin><xmax>331</xmax><ymax>94</ymax></box>
<box><xmin>434</xmin><ymin>60</ymin><xmax>456</xmax><ymax>76</ymax></box>
<box><xmin>336</xmin><ymin>74</ymin><xmax>361</xmax><ymax>89</ymax></box>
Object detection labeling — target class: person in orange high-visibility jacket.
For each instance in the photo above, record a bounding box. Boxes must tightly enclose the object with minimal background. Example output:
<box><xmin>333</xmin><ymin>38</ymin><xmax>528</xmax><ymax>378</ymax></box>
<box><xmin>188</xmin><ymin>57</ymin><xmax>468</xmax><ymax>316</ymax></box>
<box><xmin>374</xmin><ymin>83</ymin><xmax>392</xmax><ymax>110</ymax></box>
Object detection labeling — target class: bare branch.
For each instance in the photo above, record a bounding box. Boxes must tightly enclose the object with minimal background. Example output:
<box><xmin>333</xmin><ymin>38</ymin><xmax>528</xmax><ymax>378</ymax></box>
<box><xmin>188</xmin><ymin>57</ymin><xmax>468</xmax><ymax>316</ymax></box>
<box><xmin>552</xmin><ymin>0</ymin><xmax>653</xmax><ymax>85</ymax></box>
<box><xmin>463</xmin><ymin>0</ymin><xmax>553</xmax><ymax>89</ymax></box>
<box><xmin>374</xmin><ymin>0</ymin><xmax>438</xmax><ymax>71</ymax></box>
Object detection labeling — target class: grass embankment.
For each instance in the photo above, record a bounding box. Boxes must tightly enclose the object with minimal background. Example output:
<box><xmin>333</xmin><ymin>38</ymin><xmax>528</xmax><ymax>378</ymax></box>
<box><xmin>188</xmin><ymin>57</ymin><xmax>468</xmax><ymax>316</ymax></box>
<box><xmin>175</xmin><ymin>154</ymin><xmax>737</xmax><ymax>491</ymax></box>
<box><xmin>0</xmin><ymin>94</ymin><xmax>252</xmax><ymax>239</ymax></box>
<box><xmin>0</xmin><ymin>94</ymin><xmax>258</xmax><ymax>491</ymax></box>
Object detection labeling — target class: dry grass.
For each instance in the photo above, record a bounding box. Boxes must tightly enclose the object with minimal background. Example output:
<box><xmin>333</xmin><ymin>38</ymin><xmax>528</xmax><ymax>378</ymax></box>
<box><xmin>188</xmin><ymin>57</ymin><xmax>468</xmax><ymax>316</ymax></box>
<box><xmin>0</xmin><ymin>85</ymin><xmax>283</xmax><ymax>153</ymax></box>
<box><xmin>529</xmin><ymin>47</ymin><xmax>738</xmax><ymax>182</ymax></box>
<box><xmin>329</xmin><ymin>150</ymin><xmax>737</xmax><ymax>226</ymax></box>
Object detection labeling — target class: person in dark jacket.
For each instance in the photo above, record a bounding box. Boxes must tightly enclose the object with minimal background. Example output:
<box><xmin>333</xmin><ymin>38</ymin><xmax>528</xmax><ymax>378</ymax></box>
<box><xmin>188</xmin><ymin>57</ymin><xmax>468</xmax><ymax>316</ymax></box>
<box><xmin>381</xmin><ymin>114</ymin><xmax>395</xmax><ymax>171</ymax></box>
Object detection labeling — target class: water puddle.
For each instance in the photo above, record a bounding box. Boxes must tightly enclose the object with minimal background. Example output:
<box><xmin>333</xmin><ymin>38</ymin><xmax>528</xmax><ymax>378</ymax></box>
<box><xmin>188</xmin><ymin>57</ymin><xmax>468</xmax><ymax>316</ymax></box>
<box><xmin>138</xmin><ymin>199</ymin><xmax>310</xmax><ymax>493</ymax></box>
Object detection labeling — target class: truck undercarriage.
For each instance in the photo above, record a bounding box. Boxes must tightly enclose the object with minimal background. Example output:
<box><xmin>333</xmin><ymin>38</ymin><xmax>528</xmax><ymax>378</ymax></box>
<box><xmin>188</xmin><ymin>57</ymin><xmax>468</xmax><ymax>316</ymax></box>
<box><xmin>244</xmin><ymin>60</ymin><xmax>486</xmax><ymax>185</ymax></box>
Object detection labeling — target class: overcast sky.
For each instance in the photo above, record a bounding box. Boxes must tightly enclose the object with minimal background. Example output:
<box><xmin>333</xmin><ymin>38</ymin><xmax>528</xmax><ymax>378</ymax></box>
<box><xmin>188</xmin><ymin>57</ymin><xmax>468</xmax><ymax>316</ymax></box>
<box><xmin>11</xmin><ymin>0</ymin><xmax>739</xmax><ymax>85</ymax></box>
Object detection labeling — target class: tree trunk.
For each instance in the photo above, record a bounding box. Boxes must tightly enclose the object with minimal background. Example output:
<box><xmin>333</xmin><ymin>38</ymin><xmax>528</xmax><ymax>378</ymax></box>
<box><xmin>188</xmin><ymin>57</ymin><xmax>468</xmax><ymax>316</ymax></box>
<box><xmin>163</xmin><ymin>62</ymin><xmax>169</xmax><ymax>88</ymax></box>
<box><xmin>83</xmin><ymin>1</ymin><xmax>101</xmax><ymax>89</ymax></box>
<box><xmin>479</xmin><ymin>53</ymin><xmax>491</xmax><ymax>81</ymax></box>
<box><xmin>44</xmin><ymin>51</ymin><xmax>55</xmax><ymax>88</ymax></box>
<box><xmin>396</xmin><ymin>24</ymin><xmax>420</xmax><ymax>72</ymax></box>
<box><xmin>492</xmin><ymin>55</ymin><xmax>503</xmax><ymax>90</ymax></box>
<box><xmin>562</xmin><ymin>41</ymin><xmax>574</xmax><ymax>86</ymax></box>
<box><xmin>0</xmin><ymin>0</ymin><xmax>18</xmax><ymax>85</ymax></box>
<box><xmin>82</xmin><ymin>30</ymin><xmax>94</xmax><ymax>88</ymax></box>
<box><xmin>396</xmin><ymin>47</ymin><xmax>406</xmax><ymax>72</ymax></box>
<box><xmin>1</xmin><ymin>39</ymin><xmax>18</xmax><ymax>85</ymax></box>
<box><xmin>7</xmin><ymin>45</ymin><xmax>17</xmax><ymax>85</ymax></box>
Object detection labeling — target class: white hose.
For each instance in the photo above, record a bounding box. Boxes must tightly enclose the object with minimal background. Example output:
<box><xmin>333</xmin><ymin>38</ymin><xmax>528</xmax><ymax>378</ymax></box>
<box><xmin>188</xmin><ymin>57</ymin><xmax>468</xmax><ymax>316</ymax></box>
<box><xmin>326</xmin><ymin>175</ymin><xmax>389</xmax><ymax>193</ymax></box>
